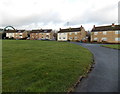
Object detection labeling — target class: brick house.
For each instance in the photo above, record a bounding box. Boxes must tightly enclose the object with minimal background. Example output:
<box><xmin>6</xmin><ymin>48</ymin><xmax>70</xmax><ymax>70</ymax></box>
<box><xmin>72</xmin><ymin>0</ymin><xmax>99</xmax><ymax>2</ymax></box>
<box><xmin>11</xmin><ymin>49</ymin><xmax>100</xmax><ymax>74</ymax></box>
<box><xmin>14</xmin><ymin>30</ymin><xmax>28</xmax><ymax>39</ymax></box>
<box><xmin>30</xmin><ymin>29</ymin><xmax>54</xmax><ymax>40</ymax></box>
<box><xmin>91</xmin><ymin>23</ymin><xmax>120</xmax><ymax>43</ymax></box>
<box><xmin>5</xmin><ymin>30</ymin><xmax>27</xmax><ymax>39</ymax></box>
<box><xmin>57</xmin><ymin>26</ymin><xmax>87</xmax><ymax>42</ymax></box>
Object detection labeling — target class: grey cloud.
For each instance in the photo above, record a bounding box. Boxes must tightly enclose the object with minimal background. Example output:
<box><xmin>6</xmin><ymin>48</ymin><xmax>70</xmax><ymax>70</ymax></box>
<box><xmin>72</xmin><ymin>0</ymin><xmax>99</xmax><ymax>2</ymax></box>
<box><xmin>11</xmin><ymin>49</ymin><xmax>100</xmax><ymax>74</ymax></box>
<box><xmin>1</xmin><ymin>2</ymin><xmax>118</xmax><ymax>29</ymax></box>
<box><xmin>86</xmin><ymin>4</ymin><xmax>117</xmax><ymax>24</ymax></box>
<box><xmin>68</xmin><ymin>4</ymin><xmax>117</xmax><ymax>25</ymax></box>
<box><xmin>118</xmin><ymin>1</ymin><xmax>120</xmax><ymax>24</ymax></box>
<box><xmin>1</xmin><ymin>11</ymin><xmax>62</xmax><ymax>27</ymax></box>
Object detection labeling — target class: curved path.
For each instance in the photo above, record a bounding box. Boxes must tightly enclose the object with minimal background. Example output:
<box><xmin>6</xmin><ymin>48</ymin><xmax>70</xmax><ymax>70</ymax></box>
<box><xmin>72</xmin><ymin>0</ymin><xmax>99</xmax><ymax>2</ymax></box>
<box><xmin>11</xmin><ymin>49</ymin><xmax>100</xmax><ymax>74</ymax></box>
<box><xmin>71</xmin><ymin>42</ymin><xmax>119</xmax><ymax>92</ymax></box>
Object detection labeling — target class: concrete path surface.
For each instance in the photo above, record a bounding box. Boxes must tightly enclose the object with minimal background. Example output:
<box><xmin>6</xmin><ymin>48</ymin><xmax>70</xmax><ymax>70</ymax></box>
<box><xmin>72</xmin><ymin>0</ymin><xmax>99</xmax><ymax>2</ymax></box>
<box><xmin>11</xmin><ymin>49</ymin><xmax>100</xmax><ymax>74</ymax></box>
<box><xmin>71</xmin><ymin>42</ymin><xmax>119</xmax><ymax>92</ymax></box>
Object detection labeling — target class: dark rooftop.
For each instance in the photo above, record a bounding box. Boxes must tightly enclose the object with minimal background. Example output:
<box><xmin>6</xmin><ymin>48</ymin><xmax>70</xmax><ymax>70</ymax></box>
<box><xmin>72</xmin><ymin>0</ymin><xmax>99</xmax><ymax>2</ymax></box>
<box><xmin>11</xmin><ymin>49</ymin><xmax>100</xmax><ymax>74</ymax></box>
<box><xmin>58</xmin><ymin>26</ymin><xmax>84</xmax><ymax>33</ymax></box>
<box><xmin>5</xmin><ymin>30</ymin><xmax>25</xmax><ymax>33</ymax></box>
<box><xmin>30</xmin><ymin>29</ymin><xmax>52</xmax><ymax>33</ymax></box>
<box><xmin>91</xmin><ymin>24</ymin><xmax>120</xmax><ymax>32</ymax></box>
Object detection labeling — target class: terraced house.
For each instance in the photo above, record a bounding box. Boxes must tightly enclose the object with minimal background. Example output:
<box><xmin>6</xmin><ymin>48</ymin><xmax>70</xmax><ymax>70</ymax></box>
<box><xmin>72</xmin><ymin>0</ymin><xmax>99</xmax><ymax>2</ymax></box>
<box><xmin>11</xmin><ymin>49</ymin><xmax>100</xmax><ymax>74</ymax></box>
<box><xmin>30</xmin><ymin>29</ymin><xmax>54</xmax><ymax>40</ymax></box>
<box><xmin>57</xmin><ymin>26</ymin><xmax>87</xmax><ymax>42</ymax></box>
<box><xmin>5</xmin><ymin>30</ymin><xmax>28</xmax><ymax>39</ymax></box>
<box><xmin>91</xmin><ymin>23</ymin><xmax>120</xmax><ymax>43</ymax></box>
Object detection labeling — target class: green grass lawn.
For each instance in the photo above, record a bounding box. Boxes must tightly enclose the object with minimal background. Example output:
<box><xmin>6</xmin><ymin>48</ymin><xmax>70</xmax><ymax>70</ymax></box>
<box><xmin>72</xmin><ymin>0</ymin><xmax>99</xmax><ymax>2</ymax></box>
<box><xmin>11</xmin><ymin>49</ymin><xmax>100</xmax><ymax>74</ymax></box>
<box><xmin>2</xmin><ymin>40</ymin><xmax>92</xmax><ymax>92</ymax></box>
<box><xmin>101</xmin><ymin>45</ymin><xmax>120</xmax><ymax>50</ymax></box>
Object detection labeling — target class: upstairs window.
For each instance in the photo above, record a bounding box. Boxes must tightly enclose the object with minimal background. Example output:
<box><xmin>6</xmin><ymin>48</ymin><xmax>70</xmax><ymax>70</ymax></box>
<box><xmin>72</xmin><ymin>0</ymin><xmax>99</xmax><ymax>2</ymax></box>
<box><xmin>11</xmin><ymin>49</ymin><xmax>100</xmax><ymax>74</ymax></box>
<box><xmin>103</xmin><ymin>31</ymin><xmax>107</xmax><ymax>35</ymax></box>
<box><xmin>69</xmin><ymin>32</ymin><xmax>72</xmax><ymax>35</ymax></box>
<box><xmin>94</xmin><ymin>32</ymin><xmax>98</xmax><ymax>35</ymax></box>
<box><xmin>75</xmin><ymin>32</ymin><xmax>77</xmax><ymax>35</ymax></box>
<box><xmin>115</xmin><ymin>31</ymin><xmax>120</xmax><ymax>34</ymax></box>
<box><xmin>59</xmin><ymin>33</ymin><xmax>64</xmax><ymax>35</ymax></box>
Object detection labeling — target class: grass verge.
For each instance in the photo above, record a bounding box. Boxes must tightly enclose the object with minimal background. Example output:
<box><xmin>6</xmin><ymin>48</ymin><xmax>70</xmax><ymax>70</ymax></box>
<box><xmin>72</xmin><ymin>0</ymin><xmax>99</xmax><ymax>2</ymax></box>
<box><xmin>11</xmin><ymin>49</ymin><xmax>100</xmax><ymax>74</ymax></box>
<box><xmin>101</xmin><ymin>45</ymin><xmax>120</xmax><ymax>50</ymax></box>
<box><xmin>2</xmin><ymin>40</ymin><xmax>92</xmax><ymax>92</ymax></box>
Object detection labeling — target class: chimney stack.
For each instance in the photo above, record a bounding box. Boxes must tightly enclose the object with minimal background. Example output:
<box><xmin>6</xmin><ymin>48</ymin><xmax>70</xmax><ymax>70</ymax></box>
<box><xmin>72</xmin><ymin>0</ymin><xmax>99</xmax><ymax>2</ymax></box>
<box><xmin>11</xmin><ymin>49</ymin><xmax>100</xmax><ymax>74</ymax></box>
<box><xmin>93</xmin><ymin>25</ymin><xmax>95</xmax><ymax>28</ymax></box>
<box><xmin>112</xmin><ymin>23</ymin><xmax>115</xmax><ymax>27</ymax></box>
<box><xmin>59</xmin><ymin>28</ymin><xmax>61</xmax><ymax>31</ymax></box>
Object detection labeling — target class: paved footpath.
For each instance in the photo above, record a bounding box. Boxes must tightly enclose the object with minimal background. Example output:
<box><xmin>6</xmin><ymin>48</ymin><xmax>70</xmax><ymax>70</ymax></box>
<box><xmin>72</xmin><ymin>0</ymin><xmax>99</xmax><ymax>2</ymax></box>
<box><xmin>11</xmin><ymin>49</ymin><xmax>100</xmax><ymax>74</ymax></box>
<box><xmin>71</xmin><ymin>42</ymin><xmax>119</xmax><ymax>92</ymax></box>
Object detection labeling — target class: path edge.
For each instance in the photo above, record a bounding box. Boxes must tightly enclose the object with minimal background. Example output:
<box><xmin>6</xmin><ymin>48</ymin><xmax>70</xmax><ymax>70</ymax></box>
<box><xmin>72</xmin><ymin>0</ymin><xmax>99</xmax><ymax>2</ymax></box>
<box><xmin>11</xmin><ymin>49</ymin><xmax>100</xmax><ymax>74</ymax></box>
<box><xmin>67</xmin><ymin>43</ymin><xmax>95</xmax><ymax>94</ymax></box>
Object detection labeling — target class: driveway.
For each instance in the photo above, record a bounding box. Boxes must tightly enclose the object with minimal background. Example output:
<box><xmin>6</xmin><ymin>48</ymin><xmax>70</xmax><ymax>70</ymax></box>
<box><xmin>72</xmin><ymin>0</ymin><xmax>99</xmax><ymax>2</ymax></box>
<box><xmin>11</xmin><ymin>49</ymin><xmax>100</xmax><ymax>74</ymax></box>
<box><xmin>71</xmin><ymin>42</ymin><xmax>119</xmax><ymax>92</ymax></box>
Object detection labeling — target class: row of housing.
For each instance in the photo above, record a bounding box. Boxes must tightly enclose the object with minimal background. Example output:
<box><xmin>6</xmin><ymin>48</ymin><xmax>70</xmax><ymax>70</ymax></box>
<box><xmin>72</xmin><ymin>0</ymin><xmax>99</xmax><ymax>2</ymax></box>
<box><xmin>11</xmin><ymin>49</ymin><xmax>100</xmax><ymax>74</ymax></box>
<box><xmin>2</xmin><ymin>23</ymin><xmax>120</xmax><ymax>43</ymax></box>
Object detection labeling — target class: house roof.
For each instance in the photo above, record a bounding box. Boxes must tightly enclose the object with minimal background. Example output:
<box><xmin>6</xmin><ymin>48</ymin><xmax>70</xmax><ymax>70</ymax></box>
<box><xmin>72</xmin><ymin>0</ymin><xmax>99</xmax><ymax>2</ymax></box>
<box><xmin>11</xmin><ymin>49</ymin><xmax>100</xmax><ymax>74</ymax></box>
<box><xmin>91</xmin><ymin>24</ymin><xmax>120</xmax><ymax>32</ymax></box>
<box><xmin>5</xmin><ymin>30</ymin><xmax>25</xmax><ymax>33</ymax></box>
<box><xmin>30</xmin><ymin>29</ymin><xmax>52</xmax><ymax>33</ymax></box>
<box><xmin>58</xmin><ymin>26</ymin><xmax>84</xmax><ymax>33</ymax></box>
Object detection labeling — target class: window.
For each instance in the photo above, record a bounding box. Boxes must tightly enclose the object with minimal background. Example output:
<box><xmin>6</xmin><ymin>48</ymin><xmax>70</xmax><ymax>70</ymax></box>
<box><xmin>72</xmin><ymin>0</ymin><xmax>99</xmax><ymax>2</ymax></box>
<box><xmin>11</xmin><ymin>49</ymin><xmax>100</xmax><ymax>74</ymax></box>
<box><xmin>115</xmin><ymin>38</ymin><xmax>120</xmax><ymax>41</ymax></box>
<box><xmin>63</xmin><ymin>37</ymin><xmax>66</xmax><ymax>39</ymax></box>
<box><xmin>75</xmin><ymin>32</ymin><xmax>77</xmax><ymax>35</ymax></box>
<box><xmin>115</xmin><ymin>31</ymin><xmax>120</xmax><ymax>34</ymax></box>
<box><xmin>102</xmin><ymin>31</ymin><xmax>106</xmax><ymax>35</ymax></box>
<box><xmin>102</xmin><ymin>37</ymin><xmax>107</xmax><ymax>41</ymax></box>
<box><xmin>60</xmin><ymin>33</ymin><xmax>64</xmax><ymax>35</ymax></box>
<box><xmin>46</xmin><ymin>35</ymin><xmax>49</xmax><ymax>38</ymax></box>
<box><xmin>69</xmin><ymin>37</ymin><xmax>72</xmax><ymax>39</ymax></box>
<box><xmin>75</xmin><ymin>37</ymin><xmax>78</xmax><ymax>39</ymax></box>
<box><xmin>94</xmin><ymin>32</ymin><xmax>98</xmax><ymax>35</ymax></box>
<box><xmin>46</xmin><ymin>33</ymin><xmax>49</xmax><ymax>35</ymax></box>
<box><xmin>59</xmin><ymin>37</ymin><xmax>61</xmax><ymax>39</ymax></box>
<box><xmin>94</xmin><ymin>38</ymin><xmax>98</xmax><ymax>40</ymax></box>
<box><xmin>20</xmin><ymin>36</ymin><xmax>22</xmax><ymax>38</ymax></box>
<box><xmin>69</xmin><ymin>32</ymin><xmax>72</xmax><ymax>35</ymax></box>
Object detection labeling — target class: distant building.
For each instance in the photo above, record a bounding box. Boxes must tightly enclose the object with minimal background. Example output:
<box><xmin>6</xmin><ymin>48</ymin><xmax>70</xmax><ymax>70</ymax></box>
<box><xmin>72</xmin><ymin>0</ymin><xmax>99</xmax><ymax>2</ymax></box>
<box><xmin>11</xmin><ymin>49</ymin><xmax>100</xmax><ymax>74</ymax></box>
<box><xmin>0</xmin><ymin>29</ymin><xmax>3</xmax><ymax>32</ymax></box>
<box><xmin>57</xmin><ymin>26</ymin><xmax>87</xmax><ymax>42</ymax></box>
<box><xmin>30</xmin><ymin>29</ymin><xmax>54</xmax><ymax>40</ymax></box>
<box><xmin>5</xmin><ymin>30</ymin><xmax>28</xmax><ymax>39</ymax></box>
<box><xmin>91</xmin><ymin>23</ymin><xmax>120</xmax><ymax>43</ymax></box>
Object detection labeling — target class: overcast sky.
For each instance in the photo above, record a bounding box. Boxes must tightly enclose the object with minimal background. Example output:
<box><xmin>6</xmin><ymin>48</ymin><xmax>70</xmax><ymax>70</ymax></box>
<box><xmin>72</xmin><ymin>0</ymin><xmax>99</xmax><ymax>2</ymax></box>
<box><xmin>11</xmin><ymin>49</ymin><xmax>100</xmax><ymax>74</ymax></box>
<box><xmin>0</xmin><ymin>0</ymin><xmax>119</xmax><ymax>30</ymax></box>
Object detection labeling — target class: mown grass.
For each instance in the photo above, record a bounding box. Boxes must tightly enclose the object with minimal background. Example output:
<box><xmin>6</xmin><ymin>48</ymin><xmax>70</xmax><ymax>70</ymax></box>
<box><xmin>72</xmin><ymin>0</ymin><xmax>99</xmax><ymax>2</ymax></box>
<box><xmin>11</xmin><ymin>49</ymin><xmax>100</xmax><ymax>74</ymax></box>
<box><xmin>2</xmin><ymin>40</ymin><xmax>92</xmax><ymax>92</ymax></box>
<box><xmin>101</xmin><ymin>45</ymin><xmax>120</xmax><ymax>50</ymax></box>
